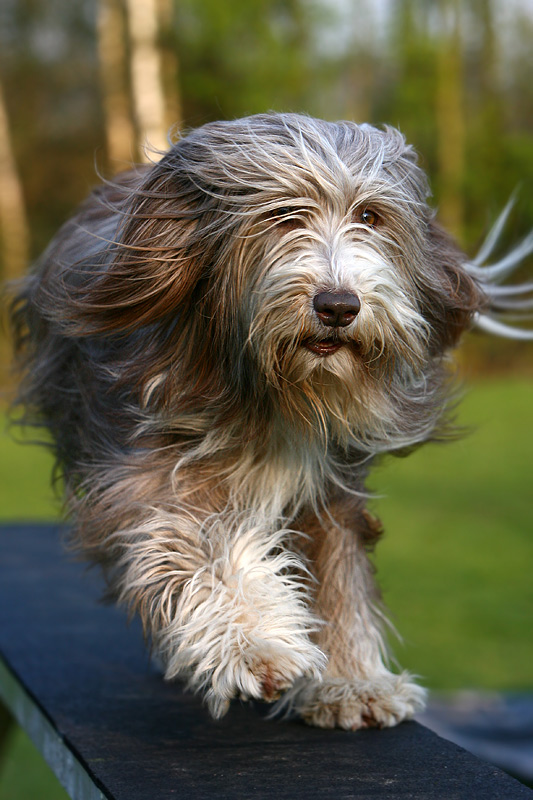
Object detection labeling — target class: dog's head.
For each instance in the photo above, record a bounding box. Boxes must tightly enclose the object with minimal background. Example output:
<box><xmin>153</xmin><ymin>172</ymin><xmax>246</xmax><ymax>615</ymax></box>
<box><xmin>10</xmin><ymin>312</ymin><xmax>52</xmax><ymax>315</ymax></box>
<box><xmin>46</xmin><ymin>114</ymin><xmax>485</xmax><ymax>452</ymax></box>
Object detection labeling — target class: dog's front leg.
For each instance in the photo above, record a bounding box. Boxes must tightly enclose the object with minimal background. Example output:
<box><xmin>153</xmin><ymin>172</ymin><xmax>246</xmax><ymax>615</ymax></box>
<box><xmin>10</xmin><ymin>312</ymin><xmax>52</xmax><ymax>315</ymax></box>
<box><xmin>114</xmin><ymin>509</ymin><xmax>325</xmax><ymax>718</ymax></box>
<box><xmin>283</xmin><ymin>504</ymin><xmax>426</xmax><ymax>729</ymax></box>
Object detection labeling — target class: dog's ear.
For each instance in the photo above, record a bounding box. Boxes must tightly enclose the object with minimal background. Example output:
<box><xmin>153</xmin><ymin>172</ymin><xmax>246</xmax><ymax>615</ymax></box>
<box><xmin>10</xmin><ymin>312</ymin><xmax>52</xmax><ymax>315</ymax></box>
<box><xmin>424</xmin><ymin>220</ymin><xmax>486</xmax><ymax>351</ymax></box>
<box><xmin>38</xmin><ymin>163</ymin><xmax>208</xmax><ymax>336</ymax></box>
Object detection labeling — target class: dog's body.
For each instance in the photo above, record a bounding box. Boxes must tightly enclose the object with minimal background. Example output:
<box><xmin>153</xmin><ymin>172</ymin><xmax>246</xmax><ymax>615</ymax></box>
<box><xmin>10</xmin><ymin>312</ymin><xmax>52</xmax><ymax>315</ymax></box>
<box><xmin>9</xmin><ymin>113</ymin><xmax>532</xmax><ymax>729</ymax></box>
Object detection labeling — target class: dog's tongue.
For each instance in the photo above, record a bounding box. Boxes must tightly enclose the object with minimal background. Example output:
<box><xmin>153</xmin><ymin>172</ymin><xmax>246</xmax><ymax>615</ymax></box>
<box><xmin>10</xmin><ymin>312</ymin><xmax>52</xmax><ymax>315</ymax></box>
<box><xmin>305</xmin><ymin>339</ymin><xmax>343</xmax><ymax>356</ymax></box>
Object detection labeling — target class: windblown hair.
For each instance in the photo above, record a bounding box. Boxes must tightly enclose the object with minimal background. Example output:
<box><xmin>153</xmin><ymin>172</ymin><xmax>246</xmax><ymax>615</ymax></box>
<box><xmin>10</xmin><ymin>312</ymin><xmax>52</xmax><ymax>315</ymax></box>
<box><xmin>9</xmin><ymin>113</ymin><xmax>532</xmax><ymax>727</ymax></box>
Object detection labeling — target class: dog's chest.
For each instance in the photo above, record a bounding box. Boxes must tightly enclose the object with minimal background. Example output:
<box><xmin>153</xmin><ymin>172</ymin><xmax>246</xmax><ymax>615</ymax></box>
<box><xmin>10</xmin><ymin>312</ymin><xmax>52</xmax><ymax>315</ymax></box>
<box><xmin>226</xmin><ymin>433</ymin><xmax>333</xmax><ymax>522</ymax></box>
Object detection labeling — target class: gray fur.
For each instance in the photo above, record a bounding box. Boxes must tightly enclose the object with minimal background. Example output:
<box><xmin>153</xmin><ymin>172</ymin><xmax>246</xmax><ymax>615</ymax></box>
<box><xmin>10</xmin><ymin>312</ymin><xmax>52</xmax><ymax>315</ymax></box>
<box><xmin>8</xmin><ymin>113</ymin><xmax>531</xmax><ymax>728</ymax></box>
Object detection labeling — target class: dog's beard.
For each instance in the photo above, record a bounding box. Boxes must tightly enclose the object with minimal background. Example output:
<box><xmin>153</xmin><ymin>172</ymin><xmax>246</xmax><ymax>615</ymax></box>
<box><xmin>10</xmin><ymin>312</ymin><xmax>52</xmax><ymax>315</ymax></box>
<box><xmin>244</xmin><ymin>238</ymin><xmax>438</xmax><ymax>454</ymax></box>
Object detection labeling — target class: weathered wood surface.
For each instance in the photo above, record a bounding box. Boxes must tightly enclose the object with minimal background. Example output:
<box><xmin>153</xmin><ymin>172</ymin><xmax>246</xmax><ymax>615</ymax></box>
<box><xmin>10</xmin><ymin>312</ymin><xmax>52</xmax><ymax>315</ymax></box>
<box><xmin>1</xmin><ymin>523</ymin><xmax>531</xmax><ymax>800</ymax></box>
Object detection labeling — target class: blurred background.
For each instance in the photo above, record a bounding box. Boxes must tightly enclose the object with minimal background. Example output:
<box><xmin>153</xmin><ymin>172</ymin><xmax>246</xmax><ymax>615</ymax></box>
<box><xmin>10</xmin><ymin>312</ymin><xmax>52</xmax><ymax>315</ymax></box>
<box><xmin>0</xmin><ymin>0</ymin><xmax>532</xmax><ymax>796</ymax></box>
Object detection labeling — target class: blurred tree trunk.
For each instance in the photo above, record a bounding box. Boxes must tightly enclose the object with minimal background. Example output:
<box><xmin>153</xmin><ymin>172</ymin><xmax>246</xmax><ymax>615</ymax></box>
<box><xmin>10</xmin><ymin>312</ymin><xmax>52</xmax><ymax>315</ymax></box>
<box><xmin>477</xmin><ymin>0</ymin><xmax>500</xmax><ymax>126</ymax></box>
<box><xmin>125</xmin><ymin>0</ymin><xmax>170</xmax><ymax>160</ymax></box>
<box><xmin>435</xmin><ymin>0</ymin><xmax>464</xmax><ymax>240</ymax></box>
<box><xmin>0</xmin><ymin>77</ymin><xmax>30</xmax><ymax>383</ymax></box>
<box><xmin>97</xmin><ymin>0</ymin><xmax>137</xmax><ymax>170</ymax></box>
<box><xmin>465</xmin><ymin>0</ymin><xmax>505</xmax><ymax>245</ymax></box>
<box><xmin>157</xmin><ymin>0</ymin><xmax>182</xmax><ymax>136</ymax></box>
<box><xmin>0</xmin><ymin>78</ymin><xmax>29</xmax><ymax>282</ymax></box>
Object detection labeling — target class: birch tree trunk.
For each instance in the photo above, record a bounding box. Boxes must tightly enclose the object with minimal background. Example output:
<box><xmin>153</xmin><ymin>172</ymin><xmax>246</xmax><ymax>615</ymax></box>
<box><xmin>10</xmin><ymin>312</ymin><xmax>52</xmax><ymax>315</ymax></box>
<box><xmin>125</xmin><ymin>0</ymin><xmax>168</xmax><ymax>161</ymax></box>
<box><xmin>0</xmin><ymin>78</ymin><xmax>29</xmax><ymax>282</ymax></box>
<box><xmin>97</xmin><ymin>0</ymin><xmax>137</xmax><ymax>169</ymax></box>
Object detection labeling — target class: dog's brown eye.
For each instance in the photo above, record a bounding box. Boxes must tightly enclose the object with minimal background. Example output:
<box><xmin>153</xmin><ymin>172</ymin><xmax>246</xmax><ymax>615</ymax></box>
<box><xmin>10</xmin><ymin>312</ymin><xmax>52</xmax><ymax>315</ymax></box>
<box><xmin>270</xmin><ymin>207</ymin><xmax>304</xmax><ymax>230</ymax></box>
<box><xmin>354</xmin><ymin>208</ymin><xmax>380</xmax><ymax>228</ymax></box>
<box><xmin>272</xmin><ymin>207</ymin><xmax>294</xmax><ymax>221</ymax></box>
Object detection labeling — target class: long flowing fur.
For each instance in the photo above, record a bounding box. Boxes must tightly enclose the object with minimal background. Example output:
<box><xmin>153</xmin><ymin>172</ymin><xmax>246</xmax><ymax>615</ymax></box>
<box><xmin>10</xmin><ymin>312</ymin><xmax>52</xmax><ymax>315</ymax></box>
<box><xmin>8</xmin><ymin>113</ymin><xmax>531</xmax><ymax>728</ymax></box>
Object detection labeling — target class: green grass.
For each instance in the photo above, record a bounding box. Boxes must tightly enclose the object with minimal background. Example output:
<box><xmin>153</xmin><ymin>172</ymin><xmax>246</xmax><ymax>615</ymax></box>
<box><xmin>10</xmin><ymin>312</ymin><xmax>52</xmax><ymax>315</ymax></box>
<box><xmin>372</xmin><ymin>376</ymin><xmax>533</xmax><ymax>690</ymax></box>
<box><xmin>0</xmin><ymin>421</ymin><xmax>59</xmax><ymax>520</ymax></box>
<box><xmin>0</xmin><ymin>376</ymin><xmax>532</xmax><ymax>798</ymax></box>
<box><xmin>0</xmin><ymin>727</ymin><xmax>69</xmax><ymax>800</ymax></box>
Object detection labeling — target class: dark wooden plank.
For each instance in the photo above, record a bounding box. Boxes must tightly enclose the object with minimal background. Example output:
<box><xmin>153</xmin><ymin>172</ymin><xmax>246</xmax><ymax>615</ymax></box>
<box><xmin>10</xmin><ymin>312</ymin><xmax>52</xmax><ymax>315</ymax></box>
<box><xmin>0</xmin><ymin>523</ymin><xmax>531</xmax><ymax>800</ymax></box>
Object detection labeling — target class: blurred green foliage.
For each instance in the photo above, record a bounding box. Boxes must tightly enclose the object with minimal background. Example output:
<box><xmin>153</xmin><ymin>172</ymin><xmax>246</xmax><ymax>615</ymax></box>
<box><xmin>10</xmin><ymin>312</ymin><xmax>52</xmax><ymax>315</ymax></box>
<box><xmin>1</xmin><ymin>1</ymin><xmax>531</xmax><ymax>372</ymax></box>
<box><xmin>0</xmin><ymin>0</ymin><xmax>532</xmax><ymax>258</ymax></box>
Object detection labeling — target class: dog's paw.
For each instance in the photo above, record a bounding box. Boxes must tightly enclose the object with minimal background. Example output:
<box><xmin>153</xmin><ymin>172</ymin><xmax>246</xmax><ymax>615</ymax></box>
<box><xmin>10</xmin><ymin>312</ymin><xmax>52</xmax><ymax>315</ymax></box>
<box><xmin>286</xmin><ymin>672</ymin><xmax>426</xmax><ymax>730</ymax></box>
<box><xmin>205</xmin><ymin>635</ymin><xmax>326</xmax><ymax>718</ymax></box>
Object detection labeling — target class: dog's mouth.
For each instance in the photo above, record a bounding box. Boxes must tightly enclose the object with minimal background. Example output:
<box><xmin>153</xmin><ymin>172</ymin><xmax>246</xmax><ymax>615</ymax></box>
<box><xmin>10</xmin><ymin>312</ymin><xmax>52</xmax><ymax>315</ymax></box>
<box><xmin>303</xmin><ymin>338</ymin><xmax>345</xmax><ymax>356</ymax></box>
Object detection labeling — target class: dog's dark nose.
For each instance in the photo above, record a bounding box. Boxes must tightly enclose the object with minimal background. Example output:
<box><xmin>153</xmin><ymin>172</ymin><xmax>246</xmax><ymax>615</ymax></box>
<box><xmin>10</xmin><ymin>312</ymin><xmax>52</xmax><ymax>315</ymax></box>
<box><xmin>313</xmin><ymin>291</ymin><xmax>361</xmax><ymax>327</ymax></box>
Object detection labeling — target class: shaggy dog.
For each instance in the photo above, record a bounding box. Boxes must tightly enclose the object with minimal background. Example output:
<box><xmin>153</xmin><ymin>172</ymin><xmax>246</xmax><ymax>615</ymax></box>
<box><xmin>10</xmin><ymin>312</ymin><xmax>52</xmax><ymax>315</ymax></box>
<box><xmin>9</xmin><ymin>113</ymin><xmax>533</xmax><ymax>729</ymax></box>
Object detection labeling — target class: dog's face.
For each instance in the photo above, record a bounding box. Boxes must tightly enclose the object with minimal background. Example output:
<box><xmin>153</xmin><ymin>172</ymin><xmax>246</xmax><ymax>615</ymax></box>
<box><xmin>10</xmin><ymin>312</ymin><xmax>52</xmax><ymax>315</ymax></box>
<box><xmin>54</xmin><ymin>114</ymin><xmax>484</xmax><ymax>452</ymax></box>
